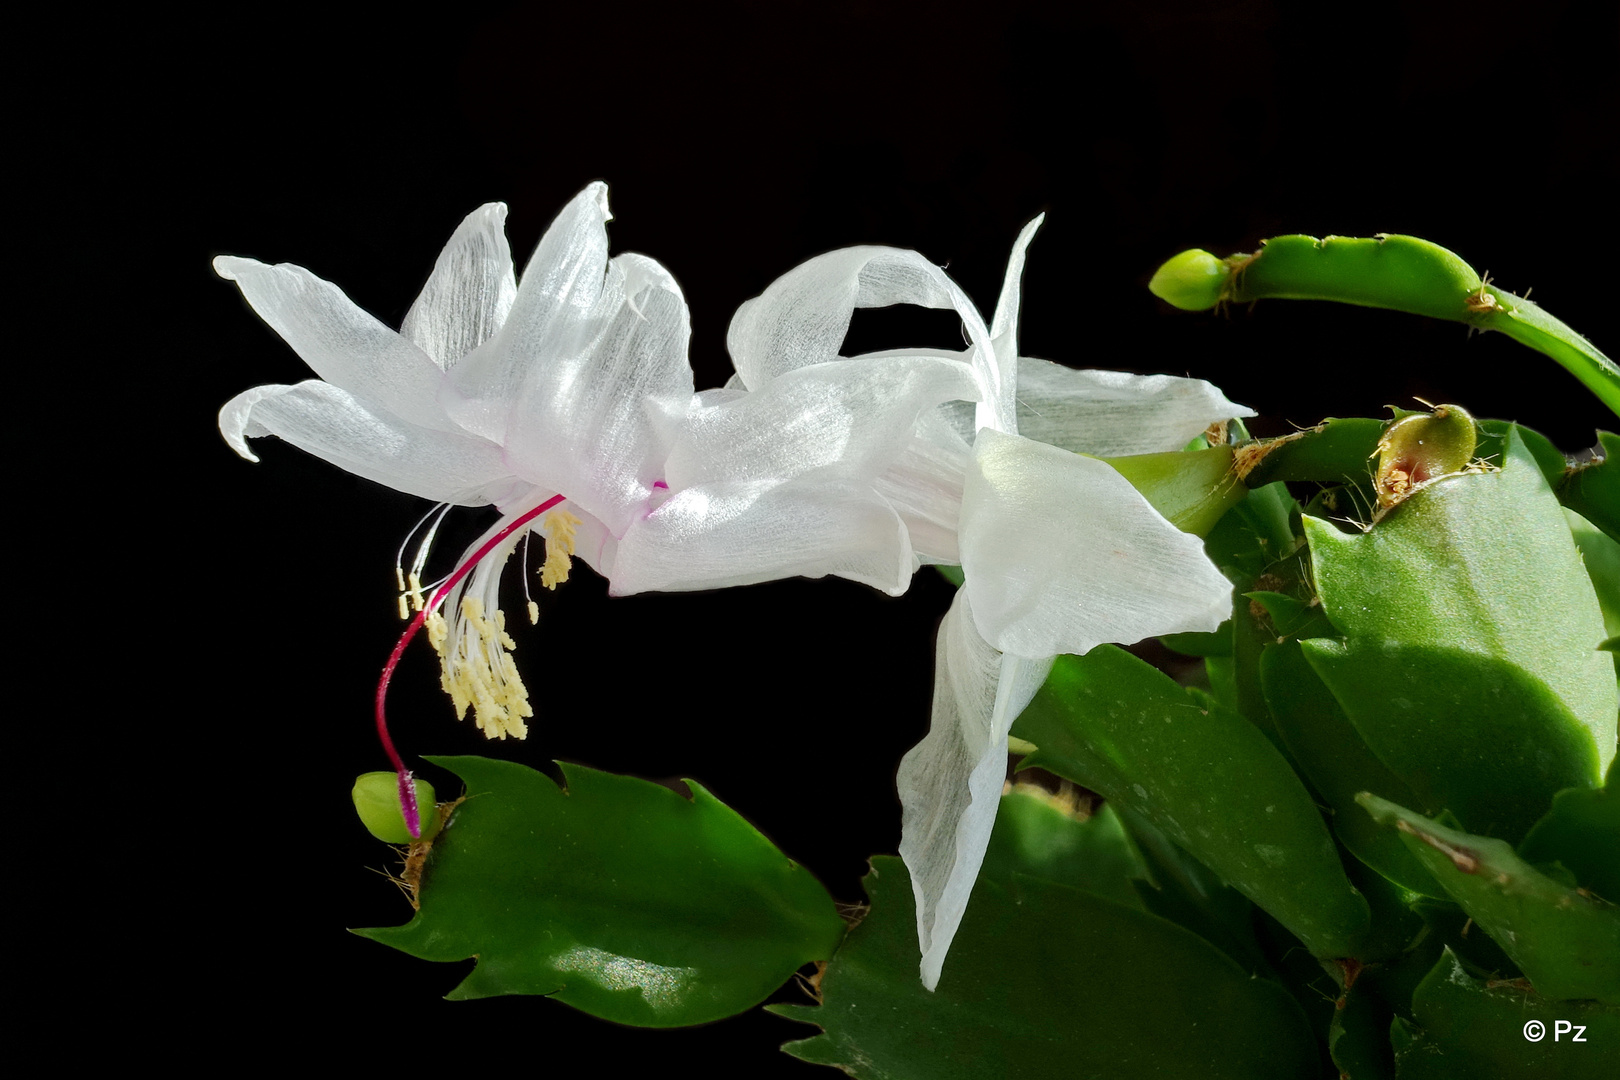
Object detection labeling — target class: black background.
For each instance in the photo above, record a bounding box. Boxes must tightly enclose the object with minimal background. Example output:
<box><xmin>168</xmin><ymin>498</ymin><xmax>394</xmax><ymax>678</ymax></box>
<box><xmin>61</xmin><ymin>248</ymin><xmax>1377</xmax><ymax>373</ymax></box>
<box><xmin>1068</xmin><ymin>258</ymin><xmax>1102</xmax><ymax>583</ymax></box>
<box><xmin>33</xmin><ymin>0</ymin><xmax>1614</xmax><ymax>1070</ymax></box>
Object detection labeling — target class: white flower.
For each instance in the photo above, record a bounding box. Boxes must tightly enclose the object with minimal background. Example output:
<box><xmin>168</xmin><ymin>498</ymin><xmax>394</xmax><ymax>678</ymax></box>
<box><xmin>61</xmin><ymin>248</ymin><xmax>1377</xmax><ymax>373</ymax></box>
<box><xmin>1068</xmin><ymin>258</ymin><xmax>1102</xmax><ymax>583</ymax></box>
<box><xmin>717</xmin><ymin>220</ymin><xmax>1252</xmax><ymax>989</ymax></box>
<box><xmin>218</xmin><ymin>183</ymin><xmax>694</xmax><ymax>739</ymax></box>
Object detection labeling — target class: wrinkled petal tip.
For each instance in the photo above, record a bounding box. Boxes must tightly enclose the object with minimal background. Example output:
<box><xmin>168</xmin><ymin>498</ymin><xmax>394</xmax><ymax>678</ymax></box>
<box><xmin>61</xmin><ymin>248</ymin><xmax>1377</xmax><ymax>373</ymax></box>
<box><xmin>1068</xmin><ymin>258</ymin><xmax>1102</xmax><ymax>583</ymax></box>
<box><xmin>217</xmin><ymin>395</ymin><xmax>261</xmax><ymax>462</ymax></box>
<box><xmin>471</xmin><ymin>202</ymin><xmax>509</xmax><ymax>227</ymax></box>
<box><xmin>919</xmin><ymin>960</ymin><xmax>941</xmax><ymax>992</ymax></box>
<box><xmin>213</xmin><ymin>254</ymin><xmax>255</xmax><ymax>281</ymax></box>
<box><xmin>582</xmin><ymin>180</ymin><xmax>612</xmax><ymax>223</ymax></box>
<box><xmin>1224</xmin><ymin>394</ymin><xmax>1259</xmax><ymax>421</ymax></box>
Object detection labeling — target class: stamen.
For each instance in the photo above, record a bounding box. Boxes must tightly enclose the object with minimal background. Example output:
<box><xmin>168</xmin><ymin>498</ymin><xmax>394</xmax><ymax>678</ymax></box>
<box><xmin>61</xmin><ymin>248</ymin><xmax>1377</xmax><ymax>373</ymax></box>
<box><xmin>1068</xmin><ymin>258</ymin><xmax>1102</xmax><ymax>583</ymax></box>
<box><xmin>374</xmin><ymin>493</ymin><xmax>568</xmax><ymax>838</ymax></box>
<box><xmin>395</xmin><ymin>503</ymin><xmax>452</xmax><ymax>619</ymax></box>
<box><xmin>521</xmin><ymin>531</ymin><xmax>538</xmax><ymax>624</ymax></box>
<box><xmin>540</xmin><ymin>510</ymin><xmax>583</xmax><ymax>589</ymax></box>
<box><xmin>435</xmin><ymin>596</ymin><xmax>533</xmax><ymax>740</ymax></box>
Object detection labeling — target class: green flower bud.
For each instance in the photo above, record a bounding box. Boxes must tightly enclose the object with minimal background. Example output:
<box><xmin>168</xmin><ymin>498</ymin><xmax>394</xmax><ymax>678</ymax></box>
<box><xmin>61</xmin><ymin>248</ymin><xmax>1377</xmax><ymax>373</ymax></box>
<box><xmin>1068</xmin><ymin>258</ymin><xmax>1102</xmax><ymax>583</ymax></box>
<box><xmin>1149</xmin><ymin>249</ymin><xmax>1230</xmax><ymax>311</ymax></box>
<box><xmin>1374</xmin><ymin>404</ymin><xmax>1478</xmax><ymax>513</ymax></box>
<box><xmin>353</xmin><ymin>772</ymin><xmax>440</xmax><ymax>843</ymax></box>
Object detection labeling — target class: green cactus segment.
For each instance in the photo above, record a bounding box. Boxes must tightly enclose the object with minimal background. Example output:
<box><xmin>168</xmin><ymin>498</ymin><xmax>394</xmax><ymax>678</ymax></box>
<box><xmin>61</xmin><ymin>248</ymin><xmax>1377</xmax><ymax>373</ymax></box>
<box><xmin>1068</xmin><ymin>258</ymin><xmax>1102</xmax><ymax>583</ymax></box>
<box><xmin>1519</xmin><ymin>760</ymin><xmax>1620</xmax><ymax>905</ymax></box>
<box><xmin>1360</xmin><ymin>796</ymin><xmax>1620</xmax><ymax>1004</ymax></box>
<box><xmin>352</xmin><ymin>772</ymin><xmax>439</xmax><ymax>844</ymax></box>
<box><xmin>1390</xmin><ymin>949</ymin><xmax>1619</xmax><ymax>1080</ymax></box>
<box><xmin>1232</xmin><ymin>417</ymin><xmax>1384</xmax><ymax>490</ymax></box>
<box><xmin>1226</xmin><ymin>235</ymin><xmax>1482</xmax><ymax>320</ymax></box>
<box><xmin>772</xmin><ymin>797</ymin><xmax>1319</xmax><ymax>1079</ymax></box>
<box><xmin>1567</xmin><ymin>509</ymin><xmax>1620</xmax><ymax>645</ymax></box>
<box><xmin>1560</xmin><ymin>431</ymin><xmax>1620</xmax><ymax>544</ymax></box>
<box><xmin>1012</xmin><ymin>645</ymin><xmax>1370</xmax><ymax>958</ymax></box>
<box><xmin>1259</xmin><ymin>641</ymin><xmax>1440</xmax><ymax>898</ymax></box>
<box><xmin>1477</xmin><ymin>284</ymin><xmax>1620</xmax><ymax>416</ymax></box>
<box><xmin>1113</xmin><ymin>806</ymin><xmax>1270</xmax><ymax>973</ymax></box>
<box><xmin>1475</xmin><ymin>418</ymin><xmax>1567</xmax><ymax>490</ymax></box>
<box><xmin>1154</xmin><ymin>233</ymin><xmax>1620</xmax><ymax>415</ymax></box>
<box><xmin>354</xmin><ymin>756</ymin><xmax>845</xmax><ymax>1027</ymax></box>
<box><xmin>1300</xmin><ymin>429</ymin><xmax>1616</xmax><ymax>843</ymax></box>
<box><xmin>1328</xmin><ymin>971</ymin><xmax>1397</xmax><ymax>1080</ymax></box>
<box><xmin>1100</xmin><ymin>446</ymin><xmax>1245</xmax><ymax>537</ymax></box>
<box><xmin>977</xmin><ymin>789</ymin><xmax>1150</xmax><ymax>911</ymax></box>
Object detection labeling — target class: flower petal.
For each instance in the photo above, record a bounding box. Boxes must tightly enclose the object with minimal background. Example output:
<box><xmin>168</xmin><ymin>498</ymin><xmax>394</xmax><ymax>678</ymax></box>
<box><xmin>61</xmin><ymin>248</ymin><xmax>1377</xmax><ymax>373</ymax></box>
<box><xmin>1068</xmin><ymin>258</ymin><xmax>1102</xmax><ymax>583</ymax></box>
<box><xmin>897</xmin><ymin>591</ymin><xmax>1053</xmax><ymax>990</ymax></box>
<box><xmin>870</xmin><ymin>416</ymin><xmax>973</xmax><ymax>565</ymax></box>
<box><xmin>726</xmin><ymin>246</ymin><xmax>998</xmax><ymax>418</ymax></box>
<box><xmin>984</xmin><ymin>215</ymin><xmax>1044</xmax><ymax>425</ymax></box>
<box><xmin>501</xmin><ymin>252</ymin><xmax>696</xmax><ymax>536</ymax></box>
<box><xmin>443</xmin><ymin>183</ymin><xmax>616</xmax><ymax>444</ymax></box>
<box><xmin>1014</xmin><ymin>358</ymin><xmax>1256</xmax><ymax>456</ymax></box>
<box><xmin>665</xmin><ymin>354</ymin><xmax>980</xmax><ymax>490</ymax></box>
<box><xmin>961</xmin><ymin>428</ymin><xmax>1233</xmax><ymax>657</ymax></box>
<box><xmin>607</xmin><ymin>476</ymin><xmax>914</xmax><ymax>596</ymax></box>
<box><xmin>399</xmin><ymin>203</ymin><xmax>518</xmax><ymax>371</ymax></box>
<box><xmin>219</xmin><ymin>379</ymin><xmax>519</xmax><ymax>505</ymax></box>
<box><xmin>214</xmin><ymin>256</ymin><xmax>455</xmax><ymax>432</ymax></box>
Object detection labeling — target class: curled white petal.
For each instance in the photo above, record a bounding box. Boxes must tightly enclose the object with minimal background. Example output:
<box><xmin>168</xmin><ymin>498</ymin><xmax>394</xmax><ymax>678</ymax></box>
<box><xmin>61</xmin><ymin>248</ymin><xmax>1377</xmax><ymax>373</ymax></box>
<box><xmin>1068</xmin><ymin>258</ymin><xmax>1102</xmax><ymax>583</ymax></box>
<box><xmin>961</xmin><ymin>427</ymin><xmax>1232</xmax><ymax>657</ymax></box>
<box><xmin>214</xmin><ymin>255</ymin><xmax>455</xmax><ymax>433</ymax></box>
<box><xmin>897</xmin><ymin>592</ymin><xmax>1053</xmax><ymax>990</ymax></box>
<box><xmin>725</xmin><ymin>245</ymin><xmax>997</xmax><ymax>425</ymax></box>
<box><xmin>219</xmin><ymin>379</ymin><xmax>519</xmax><ymax>505</ymax></box>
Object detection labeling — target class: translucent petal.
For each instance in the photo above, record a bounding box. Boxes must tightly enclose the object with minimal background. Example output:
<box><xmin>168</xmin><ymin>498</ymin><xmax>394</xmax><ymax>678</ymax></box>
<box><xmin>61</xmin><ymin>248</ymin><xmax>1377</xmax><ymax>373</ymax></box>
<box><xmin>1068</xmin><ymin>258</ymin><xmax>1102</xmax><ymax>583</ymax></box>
<box><xmin>665</xmin><ymin>354</ymin><xmax>980</xmax><ymax>490</ymax></box>
<box><xmin>726</xmin><ymin>246</ymin><xmax>996</xmax><ymax>411</ymax></box>
<box><xmin>983</xmin><ymin>215</ymin><xmax>1044</xmax><ymax>426</ymax></box>
<box><xmin>400</xmin><ymin>203</ymin><xmax>517</xmax><ymax>371</ymax></box>
<box><xmin>219</xmin><ymin>380</ymin><xmax>518</xmax><ymax>505</ymax></box>
<box><xmin>607</xmin><ymin>477</ymin><xmax>914</xmax><ymax>596</ymax></box>
<box><xmin>1014</xmin><ymin>358</ymin><xmax>1256</xmax><ymax>456</ymax></box>
<box><xmin>443</xmin><ymin>183</ymin><xmax>616</xmax><ymax>444</ymax></box>
<box><xmin>989</xmin><ymin>216</ymin><xmax>1044</xmax><ymax>345</ymax></box>
<box><xmin>214</xmin><ymin>256</ymin><xmax>455</xmax><ymax>432</ymax></box>
<box><xmin>897</xmin><ymin>592</ymin><xmax>1053</xmax><ymax>990</ymax></box>
<box><xmin>961</xmin><ymin>428</ymin><xmax>1232</xmax><ymax>657</ymax></box>
<box><xmin>502</xmin><ymin>252</ymin><xmax>695</xmax><ymax>535</ymax></box>
<box><xmin>870</xmin><ymin>422</ymin><xmax>972</xmax><ymax>565</ymax></box>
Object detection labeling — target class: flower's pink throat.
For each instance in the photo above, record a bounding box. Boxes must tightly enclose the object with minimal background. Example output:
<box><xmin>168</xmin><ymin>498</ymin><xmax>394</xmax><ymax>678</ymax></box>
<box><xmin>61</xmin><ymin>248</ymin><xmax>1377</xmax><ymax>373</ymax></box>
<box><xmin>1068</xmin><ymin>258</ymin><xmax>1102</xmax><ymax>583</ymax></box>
<box><xmin>375</xmin><ymin>494</ymin><xmax>568</xmax><ymax>837</ymax></box>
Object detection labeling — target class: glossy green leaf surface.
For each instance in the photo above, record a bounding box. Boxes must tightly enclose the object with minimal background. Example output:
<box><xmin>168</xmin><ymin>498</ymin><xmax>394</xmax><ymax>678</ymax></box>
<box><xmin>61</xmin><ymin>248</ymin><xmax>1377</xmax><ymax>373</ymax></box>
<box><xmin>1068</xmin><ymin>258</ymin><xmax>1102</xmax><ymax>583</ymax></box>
<box><xmin>355</xmin><ymin>756</ymin><xmax>845</xmax><ymax>1026</ymax></box>
<box><xmin>1360</xmin><ymin>795</ymin><xmax>1620</xmax><ymax>1003</ymax></box>
<box><xmin>1302</xmin><ymin>428</ymin><xmax>1616</xmax><ymax>842</ymax></box>
<box><xmin>1391</xmin><ymin>949</ymin><xmax>1618</xmax><ymax>1080</ymax></box>
<box><xmin>773</xmin><ymin>793</ymin><xmax>1320</xmax><ymax>1079</ymax></box>
<box><xmin>1012</xmin><ymin>646</ymin><xmax>1369</xmax><ymax>958</ymax></box>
